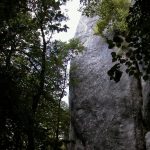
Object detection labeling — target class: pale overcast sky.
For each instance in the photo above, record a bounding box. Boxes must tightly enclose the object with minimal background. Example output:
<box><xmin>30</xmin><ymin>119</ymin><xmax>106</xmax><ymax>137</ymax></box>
<box><xmin>54</xmin><ymin>0</ymin><xmax>81</xmax><ymax>42</ymax></box>
<box><xmin>57</xmin><ymin>0</ymin><xmax>81</xmax><ymax>104</ymax></box>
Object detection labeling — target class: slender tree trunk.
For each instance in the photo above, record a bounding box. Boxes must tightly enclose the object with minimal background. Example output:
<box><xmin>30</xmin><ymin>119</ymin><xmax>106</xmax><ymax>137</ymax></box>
<box><xmin>32</xmin><ymin>25</ymin><xmax>46</xmax><ymax>114</ymax></box>
<box><xmin>29</xmin><ymin>24</ymin><xmax>47</xmax><ymax>150</ymax></box>
<box><xmin>27</xmin><ymin>114</ymin><xmax>35</xmax><ymax>150</ymax></box>
<box><xmin>27</xmin><ymin>130</ymin><xmax>35</xmax><ymax>150</ymax></box>
<box><xmin>55</xmin><ymin>68</ymin><xmax>67</xmax><ymax>149</ymax></box>
<box><xmin>134</xmin><ymin>62</ymin><xmax>146</xmax><ymax>150</ymax></box>
<box><xmin>14</xmin><ymin>129</ymin><xmax>22</xmax><ymax>150</ymax></box>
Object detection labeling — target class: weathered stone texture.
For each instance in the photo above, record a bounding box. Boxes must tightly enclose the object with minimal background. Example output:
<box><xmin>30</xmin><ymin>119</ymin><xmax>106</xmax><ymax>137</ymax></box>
<box><xmin>69</xmin><ymin>16</ymin><xmax>150</xmax><ymax>150</ymax></box>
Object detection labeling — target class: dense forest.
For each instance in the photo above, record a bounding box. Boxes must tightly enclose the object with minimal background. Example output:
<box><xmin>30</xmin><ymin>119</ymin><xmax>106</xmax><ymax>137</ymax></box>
<box><xmin>0</xmin><ymin>0</ymin><xmax>83</xmax><ymax>149</ymax></box>
<box><xmin>0</xmin><ymin>0</ymin><xmax>150</xmax><ymax>150</ymax></box>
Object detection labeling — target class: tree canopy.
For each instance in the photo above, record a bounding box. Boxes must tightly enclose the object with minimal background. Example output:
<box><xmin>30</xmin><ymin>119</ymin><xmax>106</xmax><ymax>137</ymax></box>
<box><xmin>0</xmin><ymin>0</ymin><xmax>83</xmax><ymax>149</ymax></box>
<box><xmin>82</xmin><ymin>0</ymin><xmax>130</xmax><ymax>35</ymax></box>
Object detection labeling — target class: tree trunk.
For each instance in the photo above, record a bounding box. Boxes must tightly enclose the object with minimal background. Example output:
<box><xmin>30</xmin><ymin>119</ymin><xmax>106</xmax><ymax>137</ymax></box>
<box><xmin>27</xmin><ymin>116</ymin><xmax>35</xmax><ymax>150</ymax></box>
<box><xmin>32</xmin><ymin>25</ymin><xmax>46</xmax><ymax>114</ymax></box>
<box><xmin>134</xmin><ymin>62</ymin><xmax>146</xmax><ymax>150</ymax></box>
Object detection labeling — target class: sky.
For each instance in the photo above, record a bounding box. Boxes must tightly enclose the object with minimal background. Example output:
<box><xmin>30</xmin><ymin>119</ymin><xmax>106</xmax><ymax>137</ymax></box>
<box><xmin>55</xmin><ymin>0</ymin><xmax>81</xmax><ymax>104</ymax></box>
<box><xmin>54</xmin><ymin>0</ymin><xmax>81</xmax><ymax>42</ymax></box>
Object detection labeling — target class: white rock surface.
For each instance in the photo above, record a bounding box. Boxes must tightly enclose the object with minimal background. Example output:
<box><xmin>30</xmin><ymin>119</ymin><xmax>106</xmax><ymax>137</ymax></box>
<box><xmin>69</xmin><ymin>16</ymin><xmax>147</xmax><ymax>150</ymax></box>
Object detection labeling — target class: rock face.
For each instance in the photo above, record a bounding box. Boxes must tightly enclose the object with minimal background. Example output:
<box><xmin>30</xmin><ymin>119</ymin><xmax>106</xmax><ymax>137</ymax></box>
<box><xmin>69</xmin><ymin>16</ymin><xmax>149</xmax><ymax>150</ymax></box>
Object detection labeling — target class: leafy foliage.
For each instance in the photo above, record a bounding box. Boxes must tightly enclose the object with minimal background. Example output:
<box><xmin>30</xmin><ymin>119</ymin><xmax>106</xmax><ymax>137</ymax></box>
<box><xmin>0</xmin><ymin>0</ymin><xmax>84</xmax><ymax>149</ymax></box>
<box><xmin>81</xmin><ymin>0</ymin><xmax>150</xmax><ymax>82</ymax></box>
<box><xmin>106</xmin><ymin>0</ymin><xmax>150</xmax><ymax>82</ymax></box>
<box><xmin>82</xmin><ymin>0</ymin><xmax>130</xmax><ymax>35</ymax></box>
